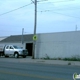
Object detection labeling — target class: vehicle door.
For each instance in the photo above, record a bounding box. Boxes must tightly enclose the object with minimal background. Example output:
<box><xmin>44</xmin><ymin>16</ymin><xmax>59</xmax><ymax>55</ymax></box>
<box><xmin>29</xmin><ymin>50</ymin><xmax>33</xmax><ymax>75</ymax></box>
<box><xmin>5</xmin><ymin>45</ymin><xmax>10</xmax><ymax>55</ymax></box>
<box><xmin>9</xmin><ymin>46</ymin><xmax>14</xmax><ymax>55</ymax></box>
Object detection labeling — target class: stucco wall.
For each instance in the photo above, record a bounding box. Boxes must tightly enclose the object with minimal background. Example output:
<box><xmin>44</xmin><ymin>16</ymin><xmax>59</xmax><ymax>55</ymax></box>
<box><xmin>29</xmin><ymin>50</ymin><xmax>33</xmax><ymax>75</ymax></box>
<box><xmin>36</xmin><ymin>31</ymin><xmax>80</xmax><ymax>58</ymax></box>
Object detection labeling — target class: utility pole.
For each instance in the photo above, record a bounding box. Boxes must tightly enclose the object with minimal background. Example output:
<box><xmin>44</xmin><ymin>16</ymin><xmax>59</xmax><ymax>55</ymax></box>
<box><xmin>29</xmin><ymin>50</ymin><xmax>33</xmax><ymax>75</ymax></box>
<box><xmin>32</xmin><ymin>0</ymin><xmax>37</xmax><ymax>59</ymax></box>
<box><xmin>22</xmin><ymin>28</ymin><xmax>24</xmax><ymax>44</ymax></box>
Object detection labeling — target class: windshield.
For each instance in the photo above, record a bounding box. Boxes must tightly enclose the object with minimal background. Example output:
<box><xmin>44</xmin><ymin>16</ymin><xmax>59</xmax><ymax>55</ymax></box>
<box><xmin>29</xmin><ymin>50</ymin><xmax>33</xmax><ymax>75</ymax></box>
<box><xmin>13</xmin><ymin>46</ymin><xmax>23</xmax><ymax>49</ymax></box>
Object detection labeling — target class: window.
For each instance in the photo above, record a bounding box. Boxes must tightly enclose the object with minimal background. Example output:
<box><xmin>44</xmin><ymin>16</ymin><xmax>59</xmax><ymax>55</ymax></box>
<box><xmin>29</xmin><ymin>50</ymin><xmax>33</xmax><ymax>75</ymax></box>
<box><xmin>13</xmin><ymin>45</ymin><xmax>22</xmax><ymax>49</ymax></box>
<box><xmin>6</xmin><ymin>46</ymin><xmax>9</xmax><ymax>49</ymax></box>
<box><xmin>10</xmin><ymin>46</ymin><xmax>13</xmax><ymax>49</ymax></box>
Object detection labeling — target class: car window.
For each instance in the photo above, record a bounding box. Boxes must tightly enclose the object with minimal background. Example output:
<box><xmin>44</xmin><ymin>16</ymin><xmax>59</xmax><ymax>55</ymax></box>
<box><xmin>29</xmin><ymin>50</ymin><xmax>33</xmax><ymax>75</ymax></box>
<box><xmin>6</xmin><ymin>46</ymin><xmax>9</xmax><ymax>49</ymax></box>
<box><xmin>13</xmin><ymin>45</ymin><xmax>22</xmax><ymax>49</ymax></box>
<box><xmin>10</xmin><ymin>46</ymin><xmax>13</xmax><ymax>49</ymax></box>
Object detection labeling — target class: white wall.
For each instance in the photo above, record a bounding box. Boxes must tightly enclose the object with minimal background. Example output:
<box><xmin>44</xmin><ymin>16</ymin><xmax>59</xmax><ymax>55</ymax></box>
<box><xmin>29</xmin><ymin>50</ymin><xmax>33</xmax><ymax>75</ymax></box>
<box><xmin>36</xmin><ymin>31</ymin><xmax>80</xmax><ymax>58</ymax></box>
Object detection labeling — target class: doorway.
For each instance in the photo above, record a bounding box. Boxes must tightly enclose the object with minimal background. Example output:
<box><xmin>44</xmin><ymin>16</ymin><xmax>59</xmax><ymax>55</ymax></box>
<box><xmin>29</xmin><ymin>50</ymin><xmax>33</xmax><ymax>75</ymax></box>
<box><xmin>26</xmin><ymin>43</ymin><xmax>33</xmax><ymax>56</ymax></box>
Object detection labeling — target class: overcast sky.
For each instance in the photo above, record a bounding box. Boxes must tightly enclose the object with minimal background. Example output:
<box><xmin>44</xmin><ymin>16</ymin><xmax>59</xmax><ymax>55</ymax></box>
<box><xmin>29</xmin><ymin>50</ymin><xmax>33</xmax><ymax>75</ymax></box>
<box><xmin>0</xmin><ymin>0</ymin><xmax>80</xmax><ymax>36</ymax></box>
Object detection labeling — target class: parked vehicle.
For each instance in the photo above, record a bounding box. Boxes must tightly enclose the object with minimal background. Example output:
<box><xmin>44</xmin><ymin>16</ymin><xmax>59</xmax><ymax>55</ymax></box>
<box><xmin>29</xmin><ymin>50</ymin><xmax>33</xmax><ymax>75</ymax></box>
<box><xmin>0</xmin><ymin>45</ymin><xmax>28</xmax><ymax>58</ymax></box>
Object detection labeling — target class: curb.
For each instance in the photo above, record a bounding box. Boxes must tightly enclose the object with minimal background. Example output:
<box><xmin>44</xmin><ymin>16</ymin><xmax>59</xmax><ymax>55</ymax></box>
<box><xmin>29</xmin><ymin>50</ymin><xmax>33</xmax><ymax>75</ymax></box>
<box><xmin>18</xmin><ymin>59</ymin><xmax>80</xmax><ymax>66</ymax></box>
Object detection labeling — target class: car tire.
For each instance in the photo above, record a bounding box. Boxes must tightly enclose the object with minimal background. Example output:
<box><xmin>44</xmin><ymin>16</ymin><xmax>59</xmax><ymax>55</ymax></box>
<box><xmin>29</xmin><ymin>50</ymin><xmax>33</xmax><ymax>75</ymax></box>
<box><xmin>14</xmin><ymin>53</ymin><xmax>19</xmax><ymax>58</ymax></box>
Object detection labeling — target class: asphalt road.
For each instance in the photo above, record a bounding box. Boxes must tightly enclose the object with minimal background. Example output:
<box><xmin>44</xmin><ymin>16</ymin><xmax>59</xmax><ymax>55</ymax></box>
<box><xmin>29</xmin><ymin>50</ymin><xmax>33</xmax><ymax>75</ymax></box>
<box><xmin>0</xmin><ymin>58</ymin><xmax>80</xmax><ymax>80</ymax></box>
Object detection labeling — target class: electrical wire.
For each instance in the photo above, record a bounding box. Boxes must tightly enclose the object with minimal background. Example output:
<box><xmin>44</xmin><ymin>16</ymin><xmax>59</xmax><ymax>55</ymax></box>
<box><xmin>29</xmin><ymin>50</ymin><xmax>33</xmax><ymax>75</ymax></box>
<box><xmin>0</xmin><ymin>3</ymin><xmax>32</xmax><ymax>16</ymax></box>
<box><xmin>38</xmin><ymin>7</ymin><xmax>80</xmax><ymax>11</ymax></box>
<box><xmin>39</xmin><ymin>10</ymin><xmax>80</xmax><ymax>19</ymax></box>
<box><xmin>38</xmin><ymin>0</ymin><xmax>75</xmax><ymax>4</ymax></box>
<box><xmin>0</xmin><ymin>0</ymin><xmax>79</xmax><ymax>19</ymax></box>
<box><xmin>0</xmin><ymin>0</ymin><xmax>47</xmax><ymax>16</ymax></box>
<box><xmin>38</xmin><ymin>7</ymin><xmax>80</xmax><ymax>12</ymax></box>
<box><xmin>0</xmin><ymin>0</ymin><xmax>75</xmax><ymax>16</ymax></box>
<box><xmin>37</xmin><ymin>0</ymin><xmax>48</xmax><ymax>2</ymax></box>
<box><xmin>31</xmin><ymin>0</ymin><xmax>48</xmax><ymax>3</ymax></box>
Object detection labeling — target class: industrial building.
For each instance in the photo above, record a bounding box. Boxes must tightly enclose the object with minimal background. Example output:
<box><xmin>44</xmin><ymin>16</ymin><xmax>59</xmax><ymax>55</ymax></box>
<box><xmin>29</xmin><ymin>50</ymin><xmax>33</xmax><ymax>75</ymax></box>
<box><xmin>0</xmin><ymin>31</ymin><xmax>80</xmax><ymax>59</ymax></box>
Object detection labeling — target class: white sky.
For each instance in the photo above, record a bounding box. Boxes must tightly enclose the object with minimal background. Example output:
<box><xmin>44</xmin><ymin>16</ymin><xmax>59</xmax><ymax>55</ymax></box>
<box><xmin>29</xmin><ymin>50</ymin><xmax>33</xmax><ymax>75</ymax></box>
<box><xmin>0</xmin><ymin>0</ymin><xmax>80</xmax><ymax>36</ymax></box>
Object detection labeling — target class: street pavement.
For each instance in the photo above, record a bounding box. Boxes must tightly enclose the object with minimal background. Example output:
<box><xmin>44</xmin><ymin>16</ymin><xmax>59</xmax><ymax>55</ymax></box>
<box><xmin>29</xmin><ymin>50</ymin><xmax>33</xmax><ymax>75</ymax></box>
<box><xmin>0</xmin><ymin>57</ymin><xmax>80</xmax><ymax>80</ymax></box>
<box><xmin>0</xmin><ymin>56</ymin><xmax>80</xmax><ymax>66</ymax></box>
<box><xmin>0</xmin><ymin>60</ymin><xmax>80</xmax><ymax>80</ymax></box>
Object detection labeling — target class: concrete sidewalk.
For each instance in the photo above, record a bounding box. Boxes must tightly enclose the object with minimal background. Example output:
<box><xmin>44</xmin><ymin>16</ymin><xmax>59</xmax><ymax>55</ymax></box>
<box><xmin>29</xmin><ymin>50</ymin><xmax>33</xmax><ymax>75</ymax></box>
<box><xmin>18</xmin><ymin>58</ymin><xmax>80</xmax><ymax>66</ymax></box>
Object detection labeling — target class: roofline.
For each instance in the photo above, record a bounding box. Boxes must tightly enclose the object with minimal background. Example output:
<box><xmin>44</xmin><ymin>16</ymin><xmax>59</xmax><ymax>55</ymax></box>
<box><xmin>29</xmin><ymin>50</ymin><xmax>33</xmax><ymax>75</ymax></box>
<box><xmin>0</xmin><ymin>31</ymin><xmax>80</xmax><ymax>37</ymax></box>
<box><xmin>36</xmin><ymin>30</ymin><xmax>80</xmax><ymax>35</ymax></box>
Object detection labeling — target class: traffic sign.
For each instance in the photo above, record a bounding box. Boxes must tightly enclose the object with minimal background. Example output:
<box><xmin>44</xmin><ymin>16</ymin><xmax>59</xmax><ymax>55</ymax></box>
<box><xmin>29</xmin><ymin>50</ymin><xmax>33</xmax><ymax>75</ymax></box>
<box><xmin>33</xmin><ymin>35</ymin><xmax>37</xmax><ymax>40</ymax></box>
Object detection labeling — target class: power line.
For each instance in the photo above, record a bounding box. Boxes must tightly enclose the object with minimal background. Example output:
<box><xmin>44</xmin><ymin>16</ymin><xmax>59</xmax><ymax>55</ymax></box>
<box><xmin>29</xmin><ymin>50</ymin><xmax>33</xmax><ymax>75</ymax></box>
<box><xmin>39</xmin><ymin>10</ymin><xmax>80</xmax><ymax>19</ymax></box>
<box><xmin>38</xmin><ymin>0</ymin><xmax>77</xmax><ymax>11</ymax></box>
<box><xmin>38</xmin><ymin>7</ymin><xmax>80</xmax><ymax>12</ymax></box>
<box><xmin>0</xmin><ymin>0</ymin><xmax>75</xmax><ymax>16</ymax></box>
<box><xmin>38</xmin><ymin>0</ymin><xmax>48</xmax><ymax>2</ymax></box>
<box><xmin>0</xmin><ymin>0</ymin><xmax>47</xmax><ymax>16</ymax></box>
<box><xmin>38</xmin><ymin>0</ymin><xmax>75</xmax><ymax>4</ymax></box>
<box><xmin>31</xmin><ymin>0</ymin><xmax>48</xmax><ymax>3</ymax></box>
<box><xmin>0</xmin><ymin>3</ymin><xmax>32</xmax><ymax>16</ymax></box>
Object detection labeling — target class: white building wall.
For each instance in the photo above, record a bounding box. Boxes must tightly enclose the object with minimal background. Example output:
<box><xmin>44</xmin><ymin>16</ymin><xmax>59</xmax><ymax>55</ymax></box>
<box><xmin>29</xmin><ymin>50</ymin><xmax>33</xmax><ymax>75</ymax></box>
<box><xmin>36</xmin><ymin>31</ymin><xmax>80</xmax><ymax>58</ymax></box>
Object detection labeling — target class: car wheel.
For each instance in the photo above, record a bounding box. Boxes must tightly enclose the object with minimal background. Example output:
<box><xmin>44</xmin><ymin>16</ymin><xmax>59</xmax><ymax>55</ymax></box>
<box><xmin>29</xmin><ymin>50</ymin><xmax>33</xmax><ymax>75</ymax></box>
<box><xmin>14</xmin><ymin>53</ymin><xmax>19</xmax><ymax>58</ymax></box>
